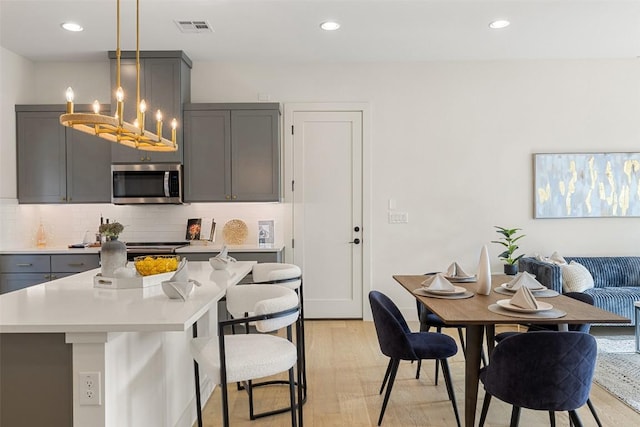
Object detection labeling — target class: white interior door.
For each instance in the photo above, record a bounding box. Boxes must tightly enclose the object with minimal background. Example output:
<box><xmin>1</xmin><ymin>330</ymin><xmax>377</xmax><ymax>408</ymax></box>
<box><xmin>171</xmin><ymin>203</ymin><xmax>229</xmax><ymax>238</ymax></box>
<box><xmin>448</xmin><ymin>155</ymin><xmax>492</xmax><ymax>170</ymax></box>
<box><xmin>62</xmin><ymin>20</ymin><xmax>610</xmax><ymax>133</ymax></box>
<box><xmin>290</xmin><ymin>110</ymin><xmax>363</xmax><ymax>318</ymax></box>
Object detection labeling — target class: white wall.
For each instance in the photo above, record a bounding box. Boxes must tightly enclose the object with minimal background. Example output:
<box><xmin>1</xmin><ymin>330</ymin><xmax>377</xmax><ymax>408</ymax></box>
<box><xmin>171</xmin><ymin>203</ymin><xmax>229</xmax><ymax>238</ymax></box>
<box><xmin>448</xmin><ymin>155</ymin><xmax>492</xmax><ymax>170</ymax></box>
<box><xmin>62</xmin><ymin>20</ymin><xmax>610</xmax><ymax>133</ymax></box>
<box><xmin>189</xmin><ymin>59</ymin><xmax>640</xmax><ymax>306</ymax></box>
<box><xmin>2</xmin><ymin>56</ymin><xmax>640</xmax><ymax>311</ymax></box>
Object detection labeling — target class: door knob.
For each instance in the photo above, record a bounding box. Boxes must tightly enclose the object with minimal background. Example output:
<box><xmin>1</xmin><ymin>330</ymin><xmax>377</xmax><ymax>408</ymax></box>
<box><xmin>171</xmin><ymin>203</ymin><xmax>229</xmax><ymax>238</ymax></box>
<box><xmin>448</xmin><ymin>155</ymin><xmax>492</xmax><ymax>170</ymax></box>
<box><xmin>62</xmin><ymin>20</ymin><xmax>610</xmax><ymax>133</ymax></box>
<box><xmin>349</xmin><ymin>238</ymin><xmax>361</xmax><ymax>245</ymax></box>
<box><xmin>354</xmin><ymin>226</ymin><xmax>360</xmax><ymax>232</ymax></box>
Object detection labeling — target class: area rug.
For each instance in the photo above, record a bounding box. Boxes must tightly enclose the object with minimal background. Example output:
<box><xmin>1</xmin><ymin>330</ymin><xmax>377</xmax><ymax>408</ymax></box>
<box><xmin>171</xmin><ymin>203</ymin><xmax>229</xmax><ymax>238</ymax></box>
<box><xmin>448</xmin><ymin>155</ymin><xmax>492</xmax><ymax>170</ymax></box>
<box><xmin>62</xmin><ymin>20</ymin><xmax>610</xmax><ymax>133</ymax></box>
<box><xmin>594</xmin><ymin>336</ymin><xmax>640</xmax><ymax>413</ymax></box>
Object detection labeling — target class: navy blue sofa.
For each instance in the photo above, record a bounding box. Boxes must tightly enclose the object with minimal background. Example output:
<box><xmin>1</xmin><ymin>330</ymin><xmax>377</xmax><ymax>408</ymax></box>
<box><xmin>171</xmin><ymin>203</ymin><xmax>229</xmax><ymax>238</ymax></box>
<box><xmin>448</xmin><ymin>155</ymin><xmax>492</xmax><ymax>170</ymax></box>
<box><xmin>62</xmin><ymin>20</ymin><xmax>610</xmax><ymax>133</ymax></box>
<box><xmin>519</xmin><ymin>256</ymin><xmax>640</xmax><ymax>326</ymax></box>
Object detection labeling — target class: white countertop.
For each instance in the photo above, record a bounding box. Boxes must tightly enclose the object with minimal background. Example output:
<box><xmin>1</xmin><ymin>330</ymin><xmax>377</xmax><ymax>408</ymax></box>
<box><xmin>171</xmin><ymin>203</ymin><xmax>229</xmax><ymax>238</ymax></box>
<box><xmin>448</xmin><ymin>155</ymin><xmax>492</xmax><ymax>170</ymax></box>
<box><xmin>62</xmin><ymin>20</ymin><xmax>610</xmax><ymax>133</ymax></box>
<box><xmin>0</xmin><ymin>261</ymin><xmax>254</xmax><ymax>334</ymax></box>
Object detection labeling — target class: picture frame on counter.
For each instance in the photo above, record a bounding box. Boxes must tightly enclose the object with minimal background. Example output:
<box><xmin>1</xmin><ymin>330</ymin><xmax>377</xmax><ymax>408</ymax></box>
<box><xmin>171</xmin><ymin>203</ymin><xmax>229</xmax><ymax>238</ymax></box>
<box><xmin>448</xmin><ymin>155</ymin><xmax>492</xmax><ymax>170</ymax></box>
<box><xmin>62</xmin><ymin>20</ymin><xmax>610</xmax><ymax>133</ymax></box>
<box><xmin>186</xmin><ymin>218</ymin><xmax>216</xmax><ymax>241</ymax></box>
<box><xmin>258</xmin><ymin>220</ymin><xmax>275</xmax><ymax>247</ymax></box>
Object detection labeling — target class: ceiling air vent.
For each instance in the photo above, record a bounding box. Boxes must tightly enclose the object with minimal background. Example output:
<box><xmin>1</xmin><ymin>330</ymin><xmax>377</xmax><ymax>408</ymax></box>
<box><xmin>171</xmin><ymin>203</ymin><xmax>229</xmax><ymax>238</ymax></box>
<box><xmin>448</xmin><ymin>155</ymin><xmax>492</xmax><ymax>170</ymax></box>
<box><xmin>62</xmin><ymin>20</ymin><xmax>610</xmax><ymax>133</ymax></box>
<box><xmin>175</xmin><ymin>20</ymin><xmax>213</xmax><ymax>33</ymax></box>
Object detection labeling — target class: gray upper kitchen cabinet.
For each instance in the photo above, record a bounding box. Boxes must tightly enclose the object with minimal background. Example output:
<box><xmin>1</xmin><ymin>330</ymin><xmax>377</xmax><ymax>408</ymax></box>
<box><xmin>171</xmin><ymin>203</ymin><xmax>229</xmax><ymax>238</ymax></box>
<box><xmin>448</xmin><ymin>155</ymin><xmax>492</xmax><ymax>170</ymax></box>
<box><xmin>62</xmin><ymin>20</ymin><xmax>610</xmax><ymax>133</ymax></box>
<box><xmin>16</xmin><ymin>105</ymin><xmax>112</xmax><ymax>204</ymax></box>
<box><xmin>183</xmin><ymin>103</ymin><xmax>280</xmax><ymax>202</ymax></box>
<box><xmin>109</xmin><ymin>51</ymin><xmax>191</xmax><ymax>164</ymax></box>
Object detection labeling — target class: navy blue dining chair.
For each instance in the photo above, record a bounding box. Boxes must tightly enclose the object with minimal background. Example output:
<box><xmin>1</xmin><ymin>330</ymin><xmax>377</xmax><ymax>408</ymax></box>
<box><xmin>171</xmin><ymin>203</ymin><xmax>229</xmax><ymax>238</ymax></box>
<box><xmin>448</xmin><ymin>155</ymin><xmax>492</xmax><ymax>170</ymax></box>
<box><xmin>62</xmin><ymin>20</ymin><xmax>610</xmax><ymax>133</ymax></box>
<box><xmin>415</xmin><ymin>273</ymin><xmax>487</xmax><ymax>383</ymax></box>
<box><xmin>492</xmin><ymin>292</ymin><xmax>602</xmax><ymax>427</ymax></box>
<box><xmin>369</xmin><ymin>291</ymin><xmax>461</xmax><ymax>427</ymax></box>
<box><xmin>478</xmin><ymin>331</ymin><xmax>597</xmax><ymax>427</ymax></box>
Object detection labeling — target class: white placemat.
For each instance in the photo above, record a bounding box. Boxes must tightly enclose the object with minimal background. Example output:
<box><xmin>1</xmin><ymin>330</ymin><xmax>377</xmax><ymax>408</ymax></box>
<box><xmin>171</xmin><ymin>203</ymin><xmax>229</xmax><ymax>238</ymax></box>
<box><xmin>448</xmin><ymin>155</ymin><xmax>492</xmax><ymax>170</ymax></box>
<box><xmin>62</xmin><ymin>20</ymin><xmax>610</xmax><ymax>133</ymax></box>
<box><xmin>488</xmin><ymin>303</ymin><xmax>567</xmax><ymax>319</ymax></box>
<box><xmin>413</xmin><ymin>288</ymin><xmax>474</xmax><ymax>300</ymax></box>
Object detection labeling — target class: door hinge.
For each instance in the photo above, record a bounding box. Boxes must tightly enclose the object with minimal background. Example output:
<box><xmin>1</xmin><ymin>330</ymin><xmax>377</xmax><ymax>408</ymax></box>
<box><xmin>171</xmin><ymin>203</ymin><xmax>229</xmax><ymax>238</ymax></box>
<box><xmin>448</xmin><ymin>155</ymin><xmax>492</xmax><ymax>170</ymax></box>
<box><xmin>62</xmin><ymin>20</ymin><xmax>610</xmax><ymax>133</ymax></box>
<box><xmin>291</xmin><ymin>238</ymin><xmax>295</xmax><ymax>249</ymax></box>
<box><xmin>291</xmin><ymin>180</ymin><xmax>295</xmax><ymax>192</ymax></box>
<box><xmin>291</xmin><ymin>125</ymin><xmax>294</xmax><ymax>135</ymax></box>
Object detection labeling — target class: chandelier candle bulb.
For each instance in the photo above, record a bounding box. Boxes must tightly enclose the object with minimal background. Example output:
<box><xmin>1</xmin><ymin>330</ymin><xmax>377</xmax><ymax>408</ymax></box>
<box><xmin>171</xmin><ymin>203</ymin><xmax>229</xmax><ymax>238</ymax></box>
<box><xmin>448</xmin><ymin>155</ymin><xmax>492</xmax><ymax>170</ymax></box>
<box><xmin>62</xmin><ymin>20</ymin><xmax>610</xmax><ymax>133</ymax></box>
<box><xmin>116</xmin><ymin>87</ymin><xmax>124</xmax><ymax>126</ymax></box>
<box><xmin>92</xmin><ymin>100</ymin><xmax>100</xmax><ymax>114</ymax></box>
<box><xmin>139</xmin><ymin>100</ymin><xmax>146</xmax><ymax>133</ymax></box>
<box><xmin>171</xmin><ymin>118</ymin><xmax>177</xmax><ymax>144</ymax></box>
<box><xmin>156</xmin><ymin>110</ymin><xmax>162</xmax><ymax>141</ymax></box>
<box><xmin>65</xmin><ymin>87</ymin><xmax>74</xmax><ymax>113</ymax></box>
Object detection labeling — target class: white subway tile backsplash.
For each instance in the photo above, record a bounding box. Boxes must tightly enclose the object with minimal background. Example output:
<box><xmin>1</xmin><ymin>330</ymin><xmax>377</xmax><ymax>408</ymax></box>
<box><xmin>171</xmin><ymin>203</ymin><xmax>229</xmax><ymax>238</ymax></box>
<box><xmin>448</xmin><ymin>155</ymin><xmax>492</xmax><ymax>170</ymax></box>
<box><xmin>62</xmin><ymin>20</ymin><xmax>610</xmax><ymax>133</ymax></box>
<box><xmin>0</xmin><ymin>200</ymin><xmax>286</xmax><ymax>249</ymax></box>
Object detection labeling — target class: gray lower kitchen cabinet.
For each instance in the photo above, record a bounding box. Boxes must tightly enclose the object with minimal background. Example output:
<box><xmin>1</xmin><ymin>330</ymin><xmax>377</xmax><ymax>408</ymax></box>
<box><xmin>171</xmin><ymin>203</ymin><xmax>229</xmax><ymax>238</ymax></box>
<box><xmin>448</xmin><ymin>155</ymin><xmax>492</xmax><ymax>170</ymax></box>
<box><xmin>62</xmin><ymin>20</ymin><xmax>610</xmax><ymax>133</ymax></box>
<box><xmin>16</xmin><ymin>105</ymin><xmax>112</xmax><ymax>204</ymax></box>
<box><xmin>109</xmin><ymin>51</ymin><xmax>191</xmax><ymax>164</ymax></box>
<box><xmin>0</xmin><ymin>253</ymin><xmax>100</xmax><ymax>294</ymax></box>
<box><xmin>183</xmin><ymin>103</ymin><xmax>280</xmax><ymax>202</ymax></box>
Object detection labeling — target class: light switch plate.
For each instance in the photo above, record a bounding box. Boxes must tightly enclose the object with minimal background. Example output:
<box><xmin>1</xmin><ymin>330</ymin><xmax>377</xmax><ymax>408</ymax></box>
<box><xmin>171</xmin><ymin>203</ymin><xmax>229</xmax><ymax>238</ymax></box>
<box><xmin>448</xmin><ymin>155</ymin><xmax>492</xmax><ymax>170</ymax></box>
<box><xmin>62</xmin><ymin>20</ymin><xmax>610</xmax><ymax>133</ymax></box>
<box><xmin>388</xmin><ymin>212</ymin><xmax>409</xmax><ymax>224</ymax></box>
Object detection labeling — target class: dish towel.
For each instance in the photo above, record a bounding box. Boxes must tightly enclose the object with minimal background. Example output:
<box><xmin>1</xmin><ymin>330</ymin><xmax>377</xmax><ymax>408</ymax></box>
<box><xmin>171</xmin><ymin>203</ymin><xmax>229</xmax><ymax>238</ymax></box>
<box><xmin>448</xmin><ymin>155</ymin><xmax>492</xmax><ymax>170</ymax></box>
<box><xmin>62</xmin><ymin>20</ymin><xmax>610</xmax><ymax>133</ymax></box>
<box><xmin>510</xmin><ymin>286</ymin><xmax>539</xmax><ymax>309</ymax></box>
<box><xmin>505</xmin><ymin>271</ymin><xmax>544</xmax><ymax>290</ymax></box>
<box><xmin>421</xmin><ymin>273</ymin><xmax>455</xmax><ymax>291</ymax></box>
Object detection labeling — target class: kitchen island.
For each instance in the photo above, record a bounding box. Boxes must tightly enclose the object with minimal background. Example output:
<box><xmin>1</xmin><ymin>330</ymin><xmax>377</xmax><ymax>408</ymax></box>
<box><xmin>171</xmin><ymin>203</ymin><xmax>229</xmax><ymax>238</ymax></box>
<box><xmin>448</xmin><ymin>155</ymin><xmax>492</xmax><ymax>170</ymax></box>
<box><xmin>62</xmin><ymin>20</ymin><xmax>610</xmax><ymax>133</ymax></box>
<box><xmin>0</xmin><ymin>261</ymin><xmax>255</xmax><ymax>427</ymax></box>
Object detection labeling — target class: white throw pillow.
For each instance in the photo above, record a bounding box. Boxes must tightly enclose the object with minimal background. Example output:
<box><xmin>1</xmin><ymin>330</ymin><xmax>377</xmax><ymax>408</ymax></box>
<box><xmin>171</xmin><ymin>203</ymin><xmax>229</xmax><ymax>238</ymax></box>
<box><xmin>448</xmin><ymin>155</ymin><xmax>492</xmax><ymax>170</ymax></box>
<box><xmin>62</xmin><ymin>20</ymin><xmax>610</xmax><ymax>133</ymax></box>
<box><xmin>561</xmin><ymin>261</ymin><xmax>594</xmax><ymax>293</ymax></box>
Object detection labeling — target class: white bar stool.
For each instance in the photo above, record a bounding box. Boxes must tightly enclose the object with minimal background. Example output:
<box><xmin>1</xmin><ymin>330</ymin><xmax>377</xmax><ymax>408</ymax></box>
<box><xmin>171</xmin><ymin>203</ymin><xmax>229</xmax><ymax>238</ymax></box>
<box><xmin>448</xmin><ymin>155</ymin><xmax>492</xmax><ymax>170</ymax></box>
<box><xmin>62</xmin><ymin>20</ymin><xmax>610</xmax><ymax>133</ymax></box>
<box><xmin>191</xmin><ymin>284</ymin><xmax>303</xmax><ymax>427</ymax></box>
<box><xmin>250</xmin><ymin>263</ymin><xmax>307</xmax><ymax>408</ymax></box>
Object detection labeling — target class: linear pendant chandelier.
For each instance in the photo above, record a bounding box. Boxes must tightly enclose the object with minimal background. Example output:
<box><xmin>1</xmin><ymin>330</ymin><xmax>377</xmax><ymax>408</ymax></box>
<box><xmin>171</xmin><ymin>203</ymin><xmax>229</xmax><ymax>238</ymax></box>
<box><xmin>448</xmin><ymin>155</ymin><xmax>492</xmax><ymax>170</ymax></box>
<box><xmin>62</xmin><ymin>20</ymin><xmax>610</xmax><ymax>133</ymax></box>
<box><xmin>59</xmin><ymin>0</ymin><xmax>177</xmax><ymax>152</ymax></box>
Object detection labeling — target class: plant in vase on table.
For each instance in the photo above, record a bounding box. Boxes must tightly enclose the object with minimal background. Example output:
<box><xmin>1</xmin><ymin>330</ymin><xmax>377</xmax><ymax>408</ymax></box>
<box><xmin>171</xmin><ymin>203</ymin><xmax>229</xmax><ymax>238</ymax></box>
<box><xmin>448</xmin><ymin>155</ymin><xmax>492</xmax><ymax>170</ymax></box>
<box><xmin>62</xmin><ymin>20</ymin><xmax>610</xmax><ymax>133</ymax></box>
<box><xmin>491</xmin><ymin>226</ymin><xmax>525</xmax><ymax>275</ymax></box>
<box><xmin>99</xmin><ymin>221</ymin><xmax>126</xmax><ymax>277</ymax></box>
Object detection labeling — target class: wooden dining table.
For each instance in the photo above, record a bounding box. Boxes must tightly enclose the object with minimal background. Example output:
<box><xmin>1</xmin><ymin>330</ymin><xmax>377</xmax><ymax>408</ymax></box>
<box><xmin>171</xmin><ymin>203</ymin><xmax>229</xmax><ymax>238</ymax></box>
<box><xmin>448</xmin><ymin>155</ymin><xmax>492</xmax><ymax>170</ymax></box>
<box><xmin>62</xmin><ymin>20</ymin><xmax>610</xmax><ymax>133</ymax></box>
<box><xmin>393</xmin><ymin>274</ymin><xmax>631</xmax><ymax>427</ymax></box>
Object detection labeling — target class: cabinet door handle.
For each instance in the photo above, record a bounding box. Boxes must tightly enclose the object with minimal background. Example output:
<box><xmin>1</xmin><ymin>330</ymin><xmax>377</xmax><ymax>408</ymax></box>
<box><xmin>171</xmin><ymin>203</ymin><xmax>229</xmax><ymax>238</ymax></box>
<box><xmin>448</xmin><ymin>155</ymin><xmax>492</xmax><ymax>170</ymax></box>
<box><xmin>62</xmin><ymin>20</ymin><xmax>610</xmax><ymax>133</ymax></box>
<box><xmin>232</xmin><ymin>195</ymin><xmax>237</xmax><ymax>200</ymax></box>
<box><xmin>225</xmin><ymin>195</ymin><xmax>231</xmax><ymax>200</ymax></box>
<box><xmin>16</xmin><ymin>263</ymin><xmax>33</xmax><ymax>267</ymax></box>
<box><xmin>68</xmin><ymin>263</ymin><xmax>85</xmax><ymax>267</ymax></box>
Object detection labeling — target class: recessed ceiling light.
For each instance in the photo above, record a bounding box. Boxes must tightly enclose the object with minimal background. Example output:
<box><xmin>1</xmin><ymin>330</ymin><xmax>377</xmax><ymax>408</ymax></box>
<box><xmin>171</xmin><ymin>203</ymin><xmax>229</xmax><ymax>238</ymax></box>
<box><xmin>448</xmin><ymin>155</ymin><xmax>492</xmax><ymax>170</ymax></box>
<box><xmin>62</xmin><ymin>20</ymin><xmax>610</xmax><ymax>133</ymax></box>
<box><xmin>61</xmin><ymin>22</ymin><xmax>83</xmax><ymax>32</ymax></box>
<box><xmin>489</xmin><ymin>20</ymin><xmax>510</xmax><ymax>29</ymax></box>
<box><xmin>320</xmin><ymin>21</ymin><xmax>340</xmax><ymax>31</ymax></box>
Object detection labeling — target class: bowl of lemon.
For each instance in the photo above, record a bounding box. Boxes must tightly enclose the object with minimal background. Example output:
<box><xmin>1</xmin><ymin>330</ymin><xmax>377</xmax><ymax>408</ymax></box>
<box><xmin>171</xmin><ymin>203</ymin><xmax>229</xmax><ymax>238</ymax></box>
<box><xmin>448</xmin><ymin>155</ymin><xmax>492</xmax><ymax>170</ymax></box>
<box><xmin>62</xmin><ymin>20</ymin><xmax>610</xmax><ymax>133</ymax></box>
<box><xmin>134</xmin><ymin>255</ymin><xmax>180</xmax><ymax>276</ymax></box>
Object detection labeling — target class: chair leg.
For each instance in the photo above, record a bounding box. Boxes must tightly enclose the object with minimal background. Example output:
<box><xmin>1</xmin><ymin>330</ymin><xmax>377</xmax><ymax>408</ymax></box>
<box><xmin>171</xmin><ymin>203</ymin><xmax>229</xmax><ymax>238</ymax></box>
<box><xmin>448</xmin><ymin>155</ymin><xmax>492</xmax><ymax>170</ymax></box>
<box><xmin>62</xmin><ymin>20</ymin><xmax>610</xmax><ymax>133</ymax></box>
<box><xmin>221</xmin><ymin>377</ymin><xmax>230</xmax><ymax>427</ymax></box>
<box><xmin>378</xmin><ymin>359</ymin><xmax>400</xmax><ymax>426</ymax></box>
<box><xmin>380</xmin><ymin>358</ymin><xmax>393</xmax><ymax>395</ymax></box>
<box><xmin>509</xmin><ymin>406</ymin><xmax>521</xmax><ymax>427</ymax></box>
<box><xmin>586</xmin><ymin>398</ymin><xmax>603</xmax><ymax>427</ymax></box>
<box><xmin>434</xmin><ymin>327</ymin><xmax>442</xmax><ymax>385</ymax></box>
<box><xmin>415</xmin><ymin>359</ymin><xmax>422</xmax><ymax>379</ymax></box>
<box><xmin>568</xmin><ymin>410</ymin><xmax>584</xmax><ymax>427</ymax></box>
<box><xmin>439</xmin><ymin>359</ymin><xmax>461</xmax><ymax>427</ymax></box>
<box><xmin>549</xmin><ymin>411</ymin><xmax>556</xmax><ymax>427</ymax></box>
<box><xmin>478</xmin><ymin>392</ymin><xmax>492</xmax><ymax>427</ymax></box>
<box><xmin>457</xmin><ymin>328</ymin><xmax>467</xmax><ymax>356</ymax></box>
<box><xmin>193</xmin><ymin>359</ymin><xmax>203</xmax><ymax>427</ymax></box>
<box><xmin>288</xmin><ymin>367</ymin><xmax>297</xmax><ymax>427</ymax></box>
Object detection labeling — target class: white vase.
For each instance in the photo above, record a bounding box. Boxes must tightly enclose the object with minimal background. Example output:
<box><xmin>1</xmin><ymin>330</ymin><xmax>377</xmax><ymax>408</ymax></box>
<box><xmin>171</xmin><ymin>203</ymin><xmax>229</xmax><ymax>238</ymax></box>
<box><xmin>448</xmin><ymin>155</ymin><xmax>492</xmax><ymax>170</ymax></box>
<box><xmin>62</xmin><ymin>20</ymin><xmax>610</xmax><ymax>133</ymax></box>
<box><xmin>100</xmin><ymin>238</ymin><xmax>127</xmax><ymax>277</ymax></box>
<box><xmin>476</xmin><ymin>245</ymin><xmax>492</xmax><ymax>295</ymax></box>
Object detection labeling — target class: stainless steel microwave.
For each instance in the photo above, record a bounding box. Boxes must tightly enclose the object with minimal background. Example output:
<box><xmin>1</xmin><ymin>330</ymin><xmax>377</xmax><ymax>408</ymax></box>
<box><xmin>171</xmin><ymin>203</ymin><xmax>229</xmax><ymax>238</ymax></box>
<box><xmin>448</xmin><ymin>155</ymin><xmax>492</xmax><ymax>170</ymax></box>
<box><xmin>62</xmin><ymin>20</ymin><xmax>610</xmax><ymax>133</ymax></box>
<box><xmin>112</xmin><ymin>164</ymin><xmax>183</xmax><ymax>204</ymax></box>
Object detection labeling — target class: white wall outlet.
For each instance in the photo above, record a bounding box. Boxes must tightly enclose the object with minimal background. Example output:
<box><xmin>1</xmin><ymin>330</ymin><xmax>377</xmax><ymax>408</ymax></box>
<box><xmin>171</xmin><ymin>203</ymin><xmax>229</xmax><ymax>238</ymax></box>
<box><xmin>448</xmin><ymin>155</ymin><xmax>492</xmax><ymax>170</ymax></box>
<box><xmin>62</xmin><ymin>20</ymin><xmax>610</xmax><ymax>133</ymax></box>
<box><xmin>388</xmin><ymin>212</ymin><xmax>409</xmax><ymax>224</ymax></box>
<box><xmin>78</xmin><ymin>371</ymin><xmax>102</xmax><ymax>406</ymax></box>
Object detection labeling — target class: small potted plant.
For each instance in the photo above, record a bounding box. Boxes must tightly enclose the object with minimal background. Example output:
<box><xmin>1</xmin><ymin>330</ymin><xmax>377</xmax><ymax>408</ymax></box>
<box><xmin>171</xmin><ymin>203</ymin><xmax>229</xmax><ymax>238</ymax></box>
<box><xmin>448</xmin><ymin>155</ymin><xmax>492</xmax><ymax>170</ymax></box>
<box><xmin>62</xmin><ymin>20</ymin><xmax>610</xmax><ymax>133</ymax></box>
<box><xmin>491</xmin><ymin>226</ymin><xmax>525</xmax><ymax>275</ymax></box>
<box><xmin>99</xmin><ymin>222</ymin><xmax>124</xmax><ymax>241</ymax></box>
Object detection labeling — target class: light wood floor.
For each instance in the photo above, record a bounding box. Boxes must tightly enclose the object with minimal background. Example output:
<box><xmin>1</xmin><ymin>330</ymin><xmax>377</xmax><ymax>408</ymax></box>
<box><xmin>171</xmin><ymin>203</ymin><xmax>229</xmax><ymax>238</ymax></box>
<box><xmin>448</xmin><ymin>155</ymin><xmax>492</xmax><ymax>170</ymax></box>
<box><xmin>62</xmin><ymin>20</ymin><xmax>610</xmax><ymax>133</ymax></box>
<box><xmin>198</xmin><ymin>320</ymin><xmax>639</xmax><ymax>426</ymax></box>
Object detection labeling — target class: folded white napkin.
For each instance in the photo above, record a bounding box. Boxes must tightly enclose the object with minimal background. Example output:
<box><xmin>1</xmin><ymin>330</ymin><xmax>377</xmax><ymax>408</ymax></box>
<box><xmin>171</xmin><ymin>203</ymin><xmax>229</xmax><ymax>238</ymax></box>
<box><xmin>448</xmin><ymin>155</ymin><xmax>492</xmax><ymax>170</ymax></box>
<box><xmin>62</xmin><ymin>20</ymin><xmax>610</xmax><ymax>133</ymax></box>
<box><xmin>446</xmin><ymin>262</ymin><xmax>471</xmax><ymax>278</ymax></box>
<box><xmin>421</xmin><ymin>273</ymin><xmax>456</xmax><ymax>291</ymax></box>
<box><xmin>505</xmin><ymin>271</ymin><xmax>544</xmax><ymax>290</ymax></box>
<box><xmin>171</xmin><ymin>259</ymin><xmax>189</xmax><ymax>282</ymax></box>
<box><xmin>219</xmin><ymin>245</ymin><xmax>229</xmax><ymax>259</ymax></box>
<box><xmin>509</xmin><ymin>286</ymin><xmax>539</xmax><ymax>309</ymax></box>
